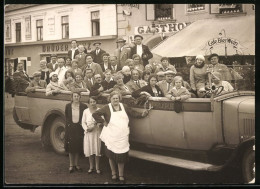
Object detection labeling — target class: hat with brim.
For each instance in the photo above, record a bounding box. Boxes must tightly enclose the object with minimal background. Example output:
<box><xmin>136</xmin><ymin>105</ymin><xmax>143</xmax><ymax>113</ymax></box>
<box><xmin>116</xmin><ymin>38</ymin><xmax>126</xmax><ymax>43</ymax></box>
<box><xmin>156</xmin><ymin>71</ymin><xmax>165</xmax><ymax>76</ymax></box>
<box><xmin>51</xmin><ymin>54</ymin><xmax>57</xmax><ymax>58</ymax></box>
<box><xmin>32</xmin><ymin>71</ymin><xmax>41</xmax><ymax>77</ymax></box>
<box><xmin>164</xmin><ymin>70</ymin><xmax>175</xmax><ymax>76</ymax></box>
<box><xmin>93</xmin><ymin>41</ymin><xmax>102</xmax><ymax>46</ymax></box>
<box><xmin>134</xmin><ymin>35</ymin><xmax>143</xmax><ymax>40</ymax></box>
<box><xmin>49</xmin><ymin>72</ymin><xmax>58</xmax><ymax>78</ymax></box>
<box><xmin>208</xmin><ymin>53</ymin><xmax>219</xmax><ymax>61</ymax></box>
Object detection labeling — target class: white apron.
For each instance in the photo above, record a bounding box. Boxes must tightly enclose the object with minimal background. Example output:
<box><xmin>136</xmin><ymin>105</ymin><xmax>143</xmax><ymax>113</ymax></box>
<box><xmin>100</xmin><ymin>103</ymin><xmax>130</xmax><ymax>154</ymax></box>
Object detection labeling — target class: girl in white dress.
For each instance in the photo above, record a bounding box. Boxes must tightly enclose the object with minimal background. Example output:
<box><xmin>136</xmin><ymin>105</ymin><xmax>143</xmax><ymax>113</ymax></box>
<box><xmin>82</xmin><ymin>96</ymin><xmax>102</xmax><ymax>174</ymax></box>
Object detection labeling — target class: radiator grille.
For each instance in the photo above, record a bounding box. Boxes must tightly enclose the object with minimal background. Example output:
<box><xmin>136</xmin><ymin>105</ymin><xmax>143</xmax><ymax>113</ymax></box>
<box><xmin>243</xmin><ymin>118</ymin><xmax>255</xmax><ymax>137</ymax></box>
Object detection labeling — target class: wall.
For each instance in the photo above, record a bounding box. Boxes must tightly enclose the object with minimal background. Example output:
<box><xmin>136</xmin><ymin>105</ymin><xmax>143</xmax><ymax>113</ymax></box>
<box><xmin>5</xmin><ymin>4</ymin><xmax>117</xmax><ymax>44</ymax></box>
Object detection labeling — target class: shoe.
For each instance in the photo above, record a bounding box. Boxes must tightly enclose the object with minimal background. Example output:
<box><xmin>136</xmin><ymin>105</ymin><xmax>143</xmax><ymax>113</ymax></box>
<box><xmin>75</xmin><ymin>165</ymin><xmax>82</xmax><ymax>172</ymax></box>
<box><xmin>69</xmin><ymin>166</ymin><xmax>75</xmax><ymax>173</ymax></box>
<box><xmin>88</xmin><ymin>168</ymin><xmax>94</xmax><ymax>174</ymax></box>
<box><xmin>111</xmin><ymin>174</ymin><xmax>117</xmax><ymax>180</ymax></box>
<box><xmin>119</xmin><ymin>176</ymin><xmax>125</xmax><ymax>184</ymax></box>
<box><xmin>96</xmin><ymin>169</ymin><xmax>102</xmax><ymax>174</ymax></box>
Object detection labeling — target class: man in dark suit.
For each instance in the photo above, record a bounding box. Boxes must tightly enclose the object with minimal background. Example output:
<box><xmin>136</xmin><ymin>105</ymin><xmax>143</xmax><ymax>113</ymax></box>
<box><xmin>83</xmin><ymin>54</ymin><xmax>104</xmax><ymax>79</ymax></box>
<box><xmin>100</xmin><ymin>53</ymin><xmax>112</xmax><ymax>72</ymax></box>
<box><xmin>68</xmin><ymin>40</ymin><xmax>79</xmax><ymax>59</ymax></box>
<box><xmin>109</xmin><ymin>55</ymin><xmax>121</xmax><ymax>75</ymax></box>
<box><xmin>13</xmin><ymin>62</ymin><xmax>30</xmax><ymax>94</ymax></box>
<box><xmin>90</xmin><ymin>41</ymin><xmax>106</xmax><ymax>64</ymax></box>
<box><xmin>114</xmin><ymin>37</ymin><xmax>131</xmax><ymax>68</ymax></box>
<box><xmin>75</xmin><ymin>45</ymin><xmax>87</xmax><ymax>70</ymax></box>
<box><xmin>83</xmin><ymin>68</ymin><xmax>95</xmax><ymax>90</ymax></box>
<box><xmin>47</xmin><ymin>54</ymin><xmax>59</xmax><ymax>72</ymax></box>
<box><xmin>130</xmin><ymin>35</ymin><xmax>153</xmax><ymax>67</ymax></box>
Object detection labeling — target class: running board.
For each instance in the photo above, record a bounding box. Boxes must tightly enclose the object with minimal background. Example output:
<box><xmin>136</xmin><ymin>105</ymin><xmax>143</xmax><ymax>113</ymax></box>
<box><xmin>129</xmin><ymin>150</ymin><xmax>223</xmax><ymax>171</ymax></box>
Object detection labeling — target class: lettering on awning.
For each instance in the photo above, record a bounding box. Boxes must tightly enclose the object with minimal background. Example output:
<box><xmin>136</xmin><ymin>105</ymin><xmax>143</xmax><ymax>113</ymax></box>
<box><xmin>203</xmin><ymin>31</ymin><xmax>247</xmax><ymax>55</ymax></box>
<box><xmin>135</xmin><ymin>22</ymin><xmax>189</xmax><ymax>35</ymax></box>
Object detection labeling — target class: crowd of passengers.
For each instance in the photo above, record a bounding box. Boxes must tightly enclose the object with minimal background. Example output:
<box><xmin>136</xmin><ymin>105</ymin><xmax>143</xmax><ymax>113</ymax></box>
<box><xmin>13</xmin><ymin>35</ymin><xmax>234</xmax><ymax>101</ymax></box>
<box><xmin>11</xmin><ymin>35</ymin><xmax>236</xmax><ymax>183</ymax></box>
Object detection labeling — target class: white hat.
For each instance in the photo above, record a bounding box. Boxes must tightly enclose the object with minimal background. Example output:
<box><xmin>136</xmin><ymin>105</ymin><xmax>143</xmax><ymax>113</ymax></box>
<box><xmin>49</xmin><ymin>72</ymin><xmax>58</xmax><ymax>78</ymax></box>
<box><xmin>195</xmin><ymin>55</ymin><xmax>205</xmax><ymax>61</ymax></box>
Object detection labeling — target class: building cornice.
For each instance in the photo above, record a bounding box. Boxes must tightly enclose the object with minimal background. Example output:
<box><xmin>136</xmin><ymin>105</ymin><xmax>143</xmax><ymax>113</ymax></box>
<box><xmin>5</xmin><ymin>35</ymin><xmax>118</xmax><ymax>47</ymax></box>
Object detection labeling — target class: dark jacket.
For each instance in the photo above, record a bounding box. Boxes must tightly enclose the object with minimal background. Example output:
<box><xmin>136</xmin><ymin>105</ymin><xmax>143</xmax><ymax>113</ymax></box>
<box><xmin>68</xmin><ymin>49</ymin><xmax>79</xmax><ymax>59</ymax></box>
<box><xmin>47</xmin><ymin>62</ymin><xmax>58</xmax><ymax>72</ymax></box>
<box><xmin>100</xmin><ymin>62</ymin><xmax>112</xmax><ymax>72</ymax></box>
<box><xmin>90</xmin><ymin>49</ymin><xmax>106</xmax><ymax>64</ymax></box>
<box><xmin>89</xmin><ymin>82</ymin><xmax>103</xmax><ymax>96</ymax></box>
<box><xmin>40</xmin><ymin>70</ymin><xmax>51</xmax><ymax>84</ymax></box>
<box><xmin>13</xmin><ymin>71</ymin><xmax>30</xmax><ymax>94</ymax></box>
<box><xmin>130</xmin><ymin>44</ymin><xmax>153</xmax><ymax>67</ymax></box>
<box><xmin>110</xmin><ymin>64</ymin><xmax>122</xmax><ymax>74</ymax></box>
<box><xmin>64</xmin><ymin>102</ymin><xmax>88</xmax><ymax>152</ymax></box>
<box><xmin>132</xmin><ymin>84</ymin><xmax>164</xmax><ymax>98</ymax></box>
<box><xmin>101</xmin><ymin>79</ymin><xmax>117</xmax><ymax>91</ymax></box>
<box><xmin>65</xmin><ymin>102</ymin><xmax>87</xmax><ymax>126</ymax></box>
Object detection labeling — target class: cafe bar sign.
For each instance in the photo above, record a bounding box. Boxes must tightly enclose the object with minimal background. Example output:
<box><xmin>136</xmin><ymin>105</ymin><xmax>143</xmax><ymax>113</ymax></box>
<box><xmin>135</xmin><ymin>22</ymin><xmax>189</xmax><ymax>35</ymax></box>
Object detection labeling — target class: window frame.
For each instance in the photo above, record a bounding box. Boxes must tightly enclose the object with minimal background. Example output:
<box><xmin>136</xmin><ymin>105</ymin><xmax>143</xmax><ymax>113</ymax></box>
<box><xmin>91</xmin><ymin>11</ymin><xmax>100</xmax><ymax>36</ymax></box>
<box><xmin>186</xmin><ymin>4</ymin><xmax>206</xmax><ymax>13</ymax></box>
<box><xmin>154</xmin><ymin>4</ymin><xmax>173</xmax><ymax>20</ymax></box>
<box><xmin>15</xmin><ymin>23</ymin><xmax>21</xmax><ymax>43</ymax></box>
<box><xmin>61</xmin><ymin>15</ymin><xmax>69</xmax><ymax>39</ymax></box>
<box><xmin>36</xmin><ymin>19</ymin><xmax>43</xmax><ymax>41</ymax></box>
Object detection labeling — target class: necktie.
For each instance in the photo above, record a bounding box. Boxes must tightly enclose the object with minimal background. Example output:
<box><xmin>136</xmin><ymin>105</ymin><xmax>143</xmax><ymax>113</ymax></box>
<box><xmin>89</xmin><ymin>79</ymin><xmax>93</xmax><ymax>85</ymax></box>
<box><xmin>135</xmin><ymin>80</ymin><xmax>140</xmax><ymax>87</ymax></box>
<box><xmin>96</xmin><ymin>50</ymin><xmax>99</xmax><ymax>55</ymax></box>
<box><xmin>167</xmin><ymin>83</ymin><xmax>170</xmax><ymax>92</ymax></box>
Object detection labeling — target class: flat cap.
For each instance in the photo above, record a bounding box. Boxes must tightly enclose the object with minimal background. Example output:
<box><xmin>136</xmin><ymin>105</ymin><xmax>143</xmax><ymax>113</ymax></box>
<box><xmin>116</xmin><ymin>37</ymin><xmax>126</xmax><ymax>43</ymax></box>
<box><xmin>93</xmin><ymin>41</ymin><xmax>102</xmax><ymax>45</ymax></box>
<box><xmin>32</xmin><ymin>71</ymin><xmax>41</xmax><ymax>77</ymax></box>
<box><xmin>156</xmin><ymin>71</ymin><xmax>165</xmax><ymax>76</ymax></box>
<box><xmin>164</xmin><ymin>70</ymin><xmax>175</xmax><ymax>75</ymax></box>
<box><xmin>134</xmin><ymin>35</ymin><xmax>143</xmax><ymax>40</ymax></box>
<box><xmin>208</xmin><ymin>53</ymin><xmax>219</xmax><ymax>61</ymax></box>
<box><xmin>49</xmin><ymin>72</ymin><xmax>58</xmax><ymax>78</ymax></box>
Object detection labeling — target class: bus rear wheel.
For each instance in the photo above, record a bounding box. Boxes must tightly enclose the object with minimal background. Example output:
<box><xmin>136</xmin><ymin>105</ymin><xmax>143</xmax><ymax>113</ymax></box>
<box><xmin>50</xmin><ymin>117</ymin><xmax>66</xmax><ymax>155</ymax></box>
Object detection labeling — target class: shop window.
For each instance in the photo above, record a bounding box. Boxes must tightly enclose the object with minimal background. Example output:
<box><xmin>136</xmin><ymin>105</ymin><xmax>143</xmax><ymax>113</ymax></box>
<box><xmin>15</xmin><ymin>23</ymin><xmax>21</xmax><ymax>43</ymax></box>
<box><xmin>36</xmin><ymin>19</ymin><xmax>43</xmax><ymax>41</ymax></box>
<box><xmin>155</xmin><ymin>4</ymin><xmax>173</xmax><ymax>20</ymax></box>
<box><xmin>187</xmin><ymin>4</ymin><xmax>205</xmax><ymax>13</ymax></box>
<box><xmin>91</xmin><ymin>11</ymin><xmax>100</xmax><ymax>36</ymax></box>
<box><xmin>218</xmin><ymin>4</ymin><xmax>243</xmax><ymax>14</ymax></box>
<box><xmin>61</xmin><ymin>16</ymin><xmax>69</xmax><ymax>39</ymax></box>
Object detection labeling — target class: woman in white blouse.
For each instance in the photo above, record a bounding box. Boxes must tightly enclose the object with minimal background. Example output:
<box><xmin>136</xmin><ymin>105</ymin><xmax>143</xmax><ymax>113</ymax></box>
<box><xmin>81</xmin><ymin>96</ymin><xmax>102</xmax><ymax>174</ymax></box>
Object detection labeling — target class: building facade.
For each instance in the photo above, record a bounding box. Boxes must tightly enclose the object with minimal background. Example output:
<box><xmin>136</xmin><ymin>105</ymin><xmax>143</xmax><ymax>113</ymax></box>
<box><xmin>4</xmin><ymin>4</ymin><xmax>255</xmax><ymax>76</ymax></box>
<box><xmin>117</xmin><ymin>4</ymin><xmax>255</xmax><ymax>49</ymax></box>
<box><xmin>4</xmin><ymin>4</ymin><xmax>117</xmax><ymax>76</ymax></box>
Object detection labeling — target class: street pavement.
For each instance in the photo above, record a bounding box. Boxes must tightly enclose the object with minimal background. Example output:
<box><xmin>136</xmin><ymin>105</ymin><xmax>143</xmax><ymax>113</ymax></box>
<box><xmin>4</xmin><ymin>93</ymin><xmax>242</xmax><ymax>185</ymax></box>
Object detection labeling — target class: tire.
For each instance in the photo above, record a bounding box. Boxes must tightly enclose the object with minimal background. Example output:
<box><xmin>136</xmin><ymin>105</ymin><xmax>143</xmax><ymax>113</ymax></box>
<box><xmin>242</xmin><ymin>148</ymin><xmax>255</xmax><ymax>183</ymax></box>
<box><xmin>50</xmin><ymin>117</ymin><xmax>66</xmax><ymax>155</ymax></box>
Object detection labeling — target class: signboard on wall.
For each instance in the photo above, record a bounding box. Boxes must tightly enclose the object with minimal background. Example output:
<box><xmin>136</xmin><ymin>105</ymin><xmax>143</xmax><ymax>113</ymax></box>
<box><xmin>25</xmin><ymin>16</ymin><xmax>32</xmax><ymax>40</ymax></box>
<box><xmin>134</xmin><ymin>22</ymin><xmax>189</xmax><ymax>35</ymax></box>
<box><xmin>47</xmin><ymin>17</ymin><xmax>55</xmax><ymax>35</ymax></box>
